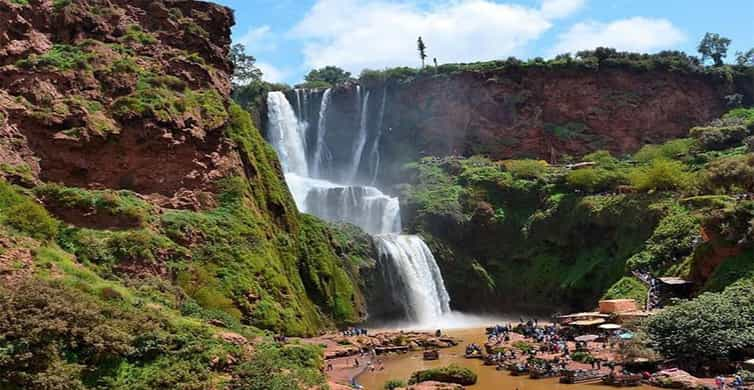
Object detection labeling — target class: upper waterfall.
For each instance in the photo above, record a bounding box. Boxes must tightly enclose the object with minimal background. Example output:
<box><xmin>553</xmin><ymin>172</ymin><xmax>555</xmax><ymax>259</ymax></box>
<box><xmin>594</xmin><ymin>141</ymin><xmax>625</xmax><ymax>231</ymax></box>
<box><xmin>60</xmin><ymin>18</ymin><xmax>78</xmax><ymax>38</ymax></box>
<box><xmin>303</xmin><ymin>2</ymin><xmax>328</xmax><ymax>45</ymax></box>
<box><xmin>266</xmin><ymin>87</ymin><xmax>451</xmax><ymax>324</ymax></box>
<box><xmin>266</xmin><ymin>91</ymin><xmax>308</xmax><ymax>176</ymax></box>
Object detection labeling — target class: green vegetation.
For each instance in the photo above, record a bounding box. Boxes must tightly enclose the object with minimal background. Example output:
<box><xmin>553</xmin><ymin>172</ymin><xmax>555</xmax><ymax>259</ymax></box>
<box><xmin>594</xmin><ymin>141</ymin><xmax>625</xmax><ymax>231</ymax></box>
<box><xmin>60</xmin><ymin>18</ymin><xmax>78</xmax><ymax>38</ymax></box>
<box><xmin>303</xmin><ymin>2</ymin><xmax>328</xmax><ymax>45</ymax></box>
<box><xmin>0</xmin><ymin>180</ymin><xmax>58</xmax><ymax>240</ymax></box>
<box><xmin>408</xmin><ymin>364</ymin><xmax>477</xmax><ymax>386</ymax></box>
<box><xmin>229</xmin><ymin>43</ymin><xmax>262</xmax><ymax>87</ymax></box>
<box><xmin>646</xmin><ymin>280</ymin><xmax>754</xmax><ymax>365</ymax></box>
<box><xmin>602</xmin><ymin>276</ymin><xmax>648</xmax><ymax>305</ymax></box>
<box><xmin>402</xmin><ymin>107</ymin><xmax>754</xmax><ymax>311</ymax></box>
<box><xmin>17</xmin><ymin>44</ymin><xmax>92</xmax><ymax>71</ymax></box>
<box><xmin>112</xmin><ymin>73</ymin><xmax>228</xmax><ymax>129</ymax></box>
<box><xmin>384</xmin><ymin>379</ymin><xmax>407</xmax><ymax>389</ymax></box>
<box><xmin>35</xmin><ymin>184</ymin><xmax>152</xmax><ymax>226</ymax></box>
<box><xmin>300</xmin><ymin>66</ymin><xmax>353</xmax><ymax>88</ymax></box>
<box><xmin>122</xmin><ymin>25</ymin><xmax>157</xmax><ymax>45</ymax></box>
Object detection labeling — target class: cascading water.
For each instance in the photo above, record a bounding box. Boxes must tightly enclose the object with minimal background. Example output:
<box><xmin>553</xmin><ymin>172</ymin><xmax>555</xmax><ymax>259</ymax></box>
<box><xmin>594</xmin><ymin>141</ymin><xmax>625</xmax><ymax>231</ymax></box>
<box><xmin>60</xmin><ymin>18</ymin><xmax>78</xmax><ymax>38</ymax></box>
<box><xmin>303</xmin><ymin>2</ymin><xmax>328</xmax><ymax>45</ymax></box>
<box><xmin>266</xmin><ymin>87</ymin><xmax>451</xmax><ymax>325</ymax></box>
<box><xmin>266</xmin><ymin>92</ymin><xmax>308</xmax><ymax>176</ymax></box>
<box><xmin>368</xmin><ymin>86</ymin><xmax>388</xmax><ymax>185</ymax></box>
<box><xmin>375</xmin><ymin>235</ymin><xmax>451</xmax><ymax>322</ymax></box>
<box><xmin>346</xmin><ymin>89</ymin><xmax>370</xmax><ymax>183</ymax></box>
<box><xmin>312</xmin><ymin>88</ymin><xmax>332</xmax><ymax>179</ymax></box>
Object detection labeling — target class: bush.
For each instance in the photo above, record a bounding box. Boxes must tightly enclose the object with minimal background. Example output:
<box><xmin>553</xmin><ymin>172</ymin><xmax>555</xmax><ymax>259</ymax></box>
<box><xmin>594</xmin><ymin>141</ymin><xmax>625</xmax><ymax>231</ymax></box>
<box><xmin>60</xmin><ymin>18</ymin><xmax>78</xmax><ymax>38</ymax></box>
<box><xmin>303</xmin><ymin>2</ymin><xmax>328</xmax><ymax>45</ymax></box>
<box><xmin>384</xmin><ymin>379</ymin><xmax>407</xmax><ymax>389</ymax></box>
<box><xmin>628</xmin><ymin>158</ymin><xmax>694</xmax><ymax>192</ymax></box>
<box><xmin>626</xmin><ymin>205</ymin><xmax>699</xmax><ymax>271</ymax></box>
<box><xmin>690</xmin><ymin>125</ymin><xmax>749</xmax><ymax>151</ymax></box>
<box><xmin>571</xmin><ymin>351</ymin><xmax>595</xmax><ymax>363</ymax></box>
<box><xmin>408</xmin><ymin>364</ymin><xmax>477</xmax><ymax>386</ymax></box>
<box><xmin>0</xmin><ymin>180</ymin><xmax>58</xmax><ymax>240</ymax></box>
<box><xmin>645</xmin><ymin>280</ymin><xmax>754</xmax><ymax>365</ymax></box>
<box><xmin>16</xmin><ymin>44</ymin><xmax>92</xmax><ymax>70</ymax></box>
<box><xmin>566</xmin><ymin>168</ymin><xmax>625</xmax><ymax>192</ymax></box>
<box><xmin>634</xmin><ymin>138</ymin><xmax>696</xmax><ymax>162</ymax></box>
<box><xmin>229</xmin><ymin>343</ymin><xmax>325</xmax><ymax>390</ymax></box>
<box><xmin>703</xmin><ymin>154</ymin><xmax>754</xmax><ymax>193</ymax></box>
<box><xmin>502</xmin><ymin>159</ymin><xmax>549</xmax><ymax>179</ymax></box>
<box><xmin>603</xmin><ymin>276</ymin><xmax>648</xmax><ymax>305</ymax></box>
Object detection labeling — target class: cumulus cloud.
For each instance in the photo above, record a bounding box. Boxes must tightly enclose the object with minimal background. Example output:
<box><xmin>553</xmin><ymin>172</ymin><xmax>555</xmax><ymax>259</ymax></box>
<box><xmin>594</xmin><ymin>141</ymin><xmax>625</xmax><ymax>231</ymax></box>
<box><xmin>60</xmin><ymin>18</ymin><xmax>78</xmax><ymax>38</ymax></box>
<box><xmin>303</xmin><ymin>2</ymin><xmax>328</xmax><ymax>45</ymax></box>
<box><xmin>551</xmin><ymin>17</ymin><xmax>686</xmax><ymax>55</ymax></box>
<box><xmin>256</xmin><ymin>62</ymin><xmax>290</xmax><ymax>83</ymax></box>
<box><xmin>238</xmin><ymin>25</ymin><xmax>276</xmax><ymax>52</ymax></box>
<box><xmin>289</xmin><ymin>0</ymin><xmax>585</xmax><ymax>74</ymax></box>
<box><xmin>540</xmin><ymin>0</ymin><xmax>585</xmax><ymax>19</ymax></box>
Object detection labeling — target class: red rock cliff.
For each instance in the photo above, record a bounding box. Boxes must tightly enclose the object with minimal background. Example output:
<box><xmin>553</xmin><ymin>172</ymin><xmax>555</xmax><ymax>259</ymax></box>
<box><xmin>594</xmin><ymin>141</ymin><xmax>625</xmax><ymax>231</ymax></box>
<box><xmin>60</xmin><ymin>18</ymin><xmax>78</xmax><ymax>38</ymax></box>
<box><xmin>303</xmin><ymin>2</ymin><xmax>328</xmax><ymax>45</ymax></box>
<box><xmin>0</xmin><ymin>0</ymin><xmax>240</xmax><ymax>208</ymax></box>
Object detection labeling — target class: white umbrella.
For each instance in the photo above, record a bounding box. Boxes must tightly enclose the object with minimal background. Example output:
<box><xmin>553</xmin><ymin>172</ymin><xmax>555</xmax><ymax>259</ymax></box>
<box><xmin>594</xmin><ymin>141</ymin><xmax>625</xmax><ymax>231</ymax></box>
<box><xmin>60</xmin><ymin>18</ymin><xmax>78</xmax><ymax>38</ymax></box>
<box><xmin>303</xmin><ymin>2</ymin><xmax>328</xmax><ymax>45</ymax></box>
<box><xmin>599</xmin><ymin>323</ymin><xmax>622</xmax><ymax>330</ymax></box>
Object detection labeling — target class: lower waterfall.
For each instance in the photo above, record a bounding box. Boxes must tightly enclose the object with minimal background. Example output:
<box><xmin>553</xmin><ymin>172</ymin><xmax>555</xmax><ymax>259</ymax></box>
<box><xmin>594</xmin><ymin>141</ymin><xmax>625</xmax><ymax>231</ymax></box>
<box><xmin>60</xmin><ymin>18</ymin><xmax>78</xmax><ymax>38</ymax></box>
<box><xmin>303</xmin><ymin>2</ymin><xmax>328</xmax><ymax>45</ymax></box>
<box><xmin>267</xmin><ymin>90</ymin><xmax>452</xmax><ymax>325</ymax></box>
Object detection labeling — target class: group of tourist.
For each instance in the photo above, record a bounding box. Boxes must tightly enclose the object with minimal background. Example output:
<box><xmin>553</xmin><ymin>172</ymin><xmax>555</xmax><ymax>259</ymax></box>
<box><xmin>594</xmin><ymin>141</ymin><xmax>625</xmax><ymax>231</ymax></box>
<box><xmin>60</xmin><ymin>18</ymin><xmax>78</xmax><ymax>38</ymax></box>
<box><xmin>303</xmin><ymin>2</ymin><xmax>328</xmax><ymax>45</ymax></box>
<box><xmin>716</xmin><ymin>374</ymin><xmax>746</xmax><ymax>389</ymax></box>
<box><xmin>341</xmin><ymin>327</ymin><xmax>368</xmax><ymax>336</ymax></box>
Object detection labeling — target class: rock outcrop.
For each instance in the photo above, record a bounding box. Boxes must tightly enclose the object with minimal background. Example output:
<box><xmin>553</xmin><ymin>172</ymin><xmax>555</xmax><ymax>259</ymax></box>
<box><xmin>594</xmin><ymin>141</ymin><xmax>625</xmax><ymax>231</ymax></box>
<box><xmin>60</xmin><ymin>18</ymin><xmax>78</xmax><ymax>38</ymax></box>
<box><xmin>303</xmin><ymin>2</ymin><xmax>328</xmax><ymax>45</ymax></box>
<box><xmin>0</xmin><ymin>0</ymin><xmax>235</xmax><ymax>208</ymax></box>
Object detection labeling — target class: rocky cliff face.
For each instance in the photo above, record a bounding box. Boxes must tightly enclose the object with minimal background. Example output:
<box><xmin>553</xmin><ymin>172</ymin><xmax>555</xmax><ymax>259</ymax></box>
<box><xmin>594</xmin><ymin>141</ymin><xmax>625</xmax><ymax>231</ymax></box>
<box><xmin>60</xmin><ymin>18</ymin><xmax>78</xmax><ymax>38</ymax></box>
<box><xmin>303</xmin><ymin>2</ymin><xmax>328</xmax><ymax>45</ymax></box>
<box><xmin>285</xmin><ymin>67</ymin><xmax>738</xmax><ymax>187</ymax></box>
<box><xmin>0</xmin><ymin>0</ymin><xmax>366</xmax><ymax>336</ymax></box>
<box><xmin>1</xmin><ymin>0</ymin><xmax>235</xmax><ymax>208</ymax></box>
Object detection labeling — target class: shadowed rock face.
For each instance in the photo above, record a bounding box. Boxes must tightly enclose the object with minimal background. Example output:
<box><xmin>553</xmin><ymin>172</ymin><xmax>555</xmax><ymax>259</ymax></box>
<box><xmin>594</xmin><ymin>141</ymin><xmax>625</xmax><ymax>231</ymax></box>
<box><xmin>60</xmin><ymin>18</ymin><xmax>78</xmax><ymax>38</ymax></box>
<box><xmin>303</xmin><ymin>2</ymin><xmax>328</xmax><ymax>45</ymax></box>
<box><xmin>285</xmin><ymin>68</ymin><xmax>734</xmax><ymax>188</ymax></box>
<box><xmin>0</xmin><ymin>0</ymin><xmax>237</xmax><ymax>208</ymax></box>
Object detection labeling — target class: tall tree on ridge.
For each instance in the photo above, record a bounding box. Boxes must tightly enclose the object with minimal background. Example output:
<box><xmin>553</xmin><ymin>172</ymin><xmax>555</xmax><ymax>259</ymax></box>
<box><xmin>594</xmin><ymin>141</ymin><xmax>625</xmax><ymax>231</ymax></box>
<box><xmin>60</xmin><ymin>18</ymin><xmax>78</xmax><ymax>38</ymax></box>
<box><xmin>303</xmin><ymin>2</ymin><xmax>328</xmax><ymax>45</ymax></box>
<box><xmin>697</xmin><ymin>32</ymin><xmax>731</xmax><ymax>67</ymax></box>
<box><xmin>417</xmin><ymin>36</ymin><xmax>427</xmax><ymax>68</ymax></box>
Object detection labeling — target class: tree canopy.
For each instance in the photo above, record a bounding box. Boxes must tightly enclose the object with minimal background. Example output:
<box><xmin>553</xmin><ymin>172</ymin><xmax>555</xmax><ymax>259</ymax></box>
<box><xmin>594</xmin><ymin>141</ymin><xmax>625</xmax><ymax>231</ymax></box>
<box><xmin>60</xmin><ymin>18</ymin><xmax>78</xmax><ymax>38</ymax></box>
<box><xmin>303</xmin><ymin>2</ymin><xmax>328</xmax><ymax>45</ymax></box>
<box><xmin>697</xmin><ymin>32</ymin><xmax>731</xmax><ymax>67</ymax></box>
<box><xmin>304</xmin><ymin>66</ymin><xmax>352</xmax><ymax>87</ymax></box>
<box><xmin>229</xmin><ymin>43</ymin><xmax>262</xmax><ymax>86</ymax></box>
<box><xmin>645</xmin><ymin>280</ymin><xmax>754</xmax><ymax>366</ymax></box>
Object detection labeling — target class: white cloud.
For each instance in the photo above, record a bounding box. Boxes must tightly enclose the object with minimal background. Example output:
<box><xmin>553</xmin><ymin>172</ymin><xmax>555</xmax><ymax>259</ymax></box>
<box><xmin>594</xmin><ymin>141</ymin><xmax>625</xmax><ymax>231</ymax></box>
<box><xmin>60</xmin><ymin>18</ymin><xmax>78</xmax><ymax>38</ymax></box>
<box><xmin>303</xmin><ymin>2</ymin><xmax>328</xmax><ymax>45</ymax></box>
<box><xmin>551</xmin><ymin>17</ymin><xmax>686</xmax><ymax>55</ymax></box>
<box><xmin>289</xmin><ymin>0</ymin><xmax>585</xmax><ymax>74</ymax></box>
<box><xmin>256</xmin><ymin>62</ymin><xmax>289</xmax><ymax>83</ymax></box>
<box><xmin>238</xmin><ymin>25</ymin><xmax>276</xmax><ymax>52</ymax></box>
<box><xmin>540</xmin><ymin>0</ymin><xmax>585</xmax><ymax>19</ymax></box>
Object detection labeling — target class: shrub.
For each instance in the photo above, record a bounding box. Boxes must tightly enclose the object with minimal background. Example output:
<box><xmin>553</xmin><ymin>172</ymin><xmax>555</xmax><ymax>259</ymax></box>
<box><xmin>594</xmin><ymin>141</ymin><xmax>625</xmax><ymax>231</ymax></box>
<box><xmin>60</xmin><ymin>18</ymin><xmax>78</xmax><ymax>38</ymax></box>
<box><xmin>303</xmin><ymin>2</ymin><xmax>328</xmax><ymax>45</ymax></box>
<box><xmin>0</xmin><ymin>180</ymin><xmax>58</xmax><ymax>240</ymax></box>
<box><xmin>566</xmin><ymin>168</ymin><xmax>625</xmax><ymax>192</ymax></box>
<box><xmin>502</xmin><ymin>159</ymin><xmax>549</xmax><ymax>180</ymax></box>
<box><xmin>626</xmin><ymin>205</ymin><xmax>699</xmax><ymax>271</ymax></box>
<box><xmin>384</xmin><ymin>379</ymin><xmax>407</xmax><ymax>389</ymax></box>
<box><xmin>4</xmin><ymin>201</ymin><xmax>59</xmax><ymax>241</ymax></box>
<box><xmin>122</xmin><ymin>25</ymin><xmax>157</xmax><ymax>45</ymax></box>
<box><xmin>512</xmin><ymin>340</ymin><xmax>535</xmax><ymax>354</ymax></box>
<box><xmin>229</xmin><ymin>343</ymin><xmax>325</xmax><ymax>390</ymax></box>
<box><xmin>634</xmin><ymin>138</ymin><xmax>696</xmax><ymax>162</ymax></box>
<box><xmin>603</xmin><ymin>276</ymin><xmax>648</xmax><ymax>305</ymax></box>
<box><xmin>703</xmin><ymin>154</ymin><xmax>754</xmax><ymax>193</ymax></box>
<box><xmin>628</xmin><ymin>158</ymin><xmax>694</xmax><ymax>192</ymax></box>
<box><xmin>583</xmin><ymin>150</ymin><xmax>619</xmax><ymax>167</ymax></box>
<box><xmin>16</xmin><ymin>44</ymin><xmax>92</xmax><ymax>70</ymax></box>
<box><xmin>690</xmin><ymin>125</ymin><xmax>749</xmax><ymax>150</ymax></box>
<box><xmin>408</xmin><ymin>364</ymin><xmax>477</xmax><ymax>385</ymax></box>
<box><xmin>571</xmin><ymin>351</ymin><xmax>595</xmax><ymax>363</ymax></box>
<box><xmin>645</xmin><ymin>280</ymin><xmax>754</xmax><ymax>365</ymax></box>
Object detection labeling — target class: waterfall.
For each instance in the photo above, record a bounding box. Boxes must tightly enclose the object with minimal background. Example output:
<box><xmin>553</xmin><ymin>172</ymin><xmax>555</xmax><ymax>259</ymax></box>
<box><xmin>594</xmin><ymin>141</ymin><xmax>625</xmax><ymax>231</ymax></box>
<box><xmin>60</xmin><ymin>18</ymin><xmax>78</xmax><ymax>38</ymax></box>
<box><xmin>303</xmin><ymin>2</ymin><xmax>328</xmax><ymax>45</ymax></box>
<box><xmin>369</xmin><ymin>87</ymin><xmax>388</xmax><ymax>185</ymax></box>
<box><xmin>266</xmin><ymin>92</ymin><xmax>308</xmax><ymax>176</ymax></box>
<box><xmin>346</xmin><ymin>89</ymin><xmax>370</xmax><ymax>183</ymax></box>
<box><xmin>312</xmin><ymin>88</ymin><xmax>332</xmax><ymax>179</ymax></box>
<box><xmin>266</xmin><ymin>88</ymin><xmax>451</xmax><ymax>324</ymax></box>
<box><xmin>375</xmin><ymin>235</ymin><xmax>451</xmax><ymax>322</ymax></box>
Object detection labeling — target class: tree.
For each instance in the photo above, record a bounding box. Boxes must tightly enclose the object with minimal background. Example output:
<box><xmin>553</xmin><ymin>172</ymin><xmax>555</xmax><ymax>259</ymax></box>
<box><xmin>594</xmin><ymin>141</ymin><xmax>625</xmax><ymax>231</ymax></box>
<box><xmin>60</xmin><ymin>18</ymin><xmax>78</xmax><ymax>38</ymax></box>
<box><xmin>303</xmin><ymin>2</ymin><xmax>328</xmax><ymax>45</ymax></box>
<box><xmin>735</xmin><ymin>48</ymin><xmax>754</xmax><ymax>66</ymax></box>
<box><xmin>303</xmin><ymin>66</ymin><xmax>352</xmax><ymax>86</ymax></box>
<box><xmin>697</xmin><ymin>32</ymin><xmax>731</xmax><ymax>67</ymax></box>
<box><xmin>228</xmin><ymin>43</ymin><xmax>262</xmax><ymax>86</ymax></box>
<box><xmin>417</xmin><ymin>36</ymin><xmax>427</xmax><ymax>67</ymax></box>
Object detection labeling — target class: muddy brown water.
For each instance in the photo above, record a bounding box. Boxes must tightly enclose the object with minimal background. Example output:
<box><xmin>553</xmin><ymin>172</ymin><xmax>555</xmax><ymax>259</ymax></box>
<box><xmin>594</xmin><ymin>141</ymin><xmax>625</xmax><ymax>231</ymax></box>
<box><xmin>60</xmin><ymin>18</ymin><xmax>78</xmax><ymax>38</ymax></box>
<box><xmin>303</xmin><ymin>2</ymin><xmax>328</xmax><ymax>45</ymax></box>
<box><xmin>357</xmin><ymin>328</ymin><xmax>653</xmax><ymax>390</ymax></box>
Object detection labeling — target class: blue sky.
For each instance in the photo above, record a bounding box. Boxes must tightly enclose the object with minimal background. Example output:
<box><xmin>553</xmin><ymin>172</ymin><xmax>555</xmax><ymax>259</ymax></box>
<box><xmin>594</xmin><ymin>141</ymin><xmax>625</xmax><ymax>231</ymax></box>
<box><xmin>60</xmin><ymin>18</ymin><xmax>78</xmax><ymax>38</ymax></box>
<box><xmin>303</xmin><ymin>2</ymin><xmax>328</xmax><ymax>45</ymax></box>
<box><xmin>215</xmin><ymin>0</ymin><xmax>754</xmax><ymax>84</ymax></box>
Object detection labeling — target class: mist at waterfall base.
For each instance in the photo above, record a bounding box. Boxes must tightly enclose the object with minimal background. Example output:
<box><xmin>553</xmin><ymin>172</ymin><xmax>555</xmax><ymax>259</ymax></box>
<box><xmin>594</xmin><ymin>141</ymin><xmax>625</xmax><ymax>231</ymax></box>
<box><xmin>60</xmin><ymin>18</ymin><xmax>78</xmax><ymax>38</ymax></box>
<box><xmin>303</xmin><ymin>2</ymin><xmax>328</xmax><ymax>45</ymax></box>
<box><xmin>267</xmin><ymin>88</ymin><xmax>492</xmax><ymax>329</ymax></box>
